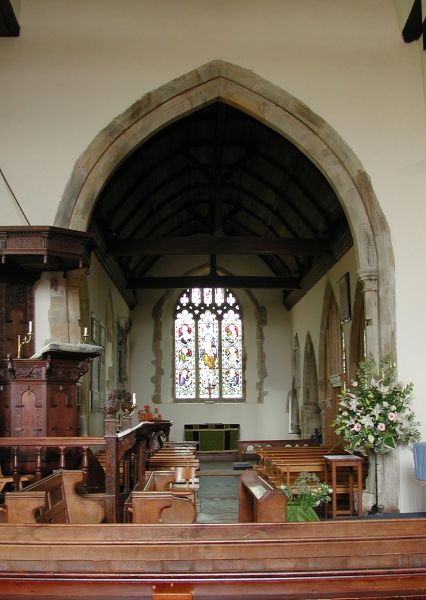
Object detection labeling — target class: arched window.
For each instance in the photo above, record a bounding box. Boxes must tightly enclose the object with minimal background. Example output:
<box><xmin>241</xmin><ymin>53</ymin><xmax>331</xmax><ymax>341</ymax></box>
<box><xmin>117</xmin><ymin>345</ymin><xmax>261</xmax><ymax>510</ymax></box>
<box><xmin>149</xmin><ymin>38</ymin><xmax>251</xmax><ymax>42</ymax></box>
<box><xmin>174</xmin><ymin>288</ymin><xmax>243</xmax><ymax>402</ymax></box>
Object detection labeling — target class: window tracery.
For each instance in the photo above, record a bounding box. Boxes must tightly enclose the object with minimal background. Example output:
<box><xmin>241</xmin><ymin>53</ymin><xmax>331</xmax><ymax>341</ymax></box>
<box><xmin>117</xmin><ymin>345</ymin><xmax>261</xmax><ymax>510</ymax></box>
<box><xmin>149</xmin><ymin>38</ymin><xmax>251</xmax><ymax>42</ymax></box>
<box><xmin>174</xmin><ymin>288</ymin><xmax>243</xmax><ymax>401</ymax></box>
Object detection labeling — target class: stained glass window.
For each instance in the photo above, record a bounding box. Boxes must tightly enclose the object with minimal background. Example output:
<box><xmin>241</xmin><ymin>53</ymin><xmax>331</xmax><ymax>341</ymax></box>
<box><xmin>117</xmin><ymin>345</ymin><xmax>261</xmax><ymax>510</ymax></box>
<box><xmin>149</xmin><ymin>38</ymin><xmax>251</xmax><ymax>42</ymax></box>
<box><xmin>174</xmin><ymin>288</ymin><xmax>243</xmax><ymax>401</ymax></box>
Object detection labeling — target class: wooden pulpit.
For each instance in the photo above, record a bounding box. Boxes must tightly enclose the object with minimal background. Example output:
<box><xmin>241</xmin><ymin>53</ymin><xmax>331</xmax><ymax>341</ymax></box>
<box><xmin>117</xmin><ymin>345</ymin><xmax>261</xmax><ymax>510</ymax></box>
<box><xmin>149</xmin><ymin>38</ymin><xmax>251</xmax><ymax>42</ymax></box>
<box><xmin>0</xmin><ymin>343</ymin><xmax>101</xmax><ymax>473</ymax></box>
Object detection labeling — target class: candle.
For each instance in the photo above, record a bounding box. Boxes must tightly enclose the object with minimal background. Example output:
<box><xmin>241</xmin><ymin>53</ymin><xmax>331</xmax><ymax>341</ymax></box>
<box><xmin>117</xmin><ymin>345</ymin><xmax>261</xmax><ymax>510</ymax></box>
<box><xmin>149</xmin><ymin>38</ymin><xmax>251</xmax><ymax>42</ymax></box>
<box><xmin>132</xmin><ymin>392</ymin><xmax>137</xmax><ymax>405</ymax></box>
<box><xmin>83</xmin><ymin>327</ymin><xmax>88</xmax><ymax>337</ymax></box>
<box><xmin>28</xmin><ymin>321</ymin><xmax>32</xmax><ymax>334</ymax></box>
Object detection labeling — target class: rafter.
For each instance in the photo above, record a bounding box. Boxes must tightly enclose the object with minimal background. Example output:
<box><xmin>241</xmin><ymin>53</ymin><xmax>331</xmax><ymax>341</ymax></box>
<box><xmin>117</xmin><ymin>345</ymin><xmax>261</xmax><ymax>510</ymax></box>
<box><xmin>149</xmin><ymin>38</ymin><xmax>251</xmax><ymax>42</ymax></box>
<box><xmin>127</xmin><ymin>274</ymin><xmax>300</xmax><ymax>290</ymax></box>
<box><xmin>109</xmin><ymin>235</ymin><xmax>331</xmax><ymax>257</ymax></box>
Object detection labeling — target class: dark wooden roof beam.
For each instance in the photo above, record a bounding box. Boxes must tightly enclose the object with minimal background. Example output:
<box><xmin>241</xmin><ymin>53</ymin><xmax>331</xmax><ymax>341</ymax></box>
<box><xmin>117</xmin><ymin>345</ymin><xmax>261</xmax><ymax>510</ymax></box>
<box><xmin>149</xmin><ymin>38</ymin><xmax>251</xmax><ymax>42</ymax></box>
<box><xmin>238</xmin><ymin>167</ymin><xmax>318</xmax><ymax>236</ymax></box>
<box><xmin>127</xmin><ymin>275</ymin><xmax>300</xmax><ymax>290</ymax></box>
<box><xmin>257</xmin><ymin>149</ymin><xmax>332</xmax><ymax>226</ymax></box>
<box><xmin>225</xmin><ymin>184</ymin><xmax>300</xmax><ymax>238</ymax></box>
<box><xmin>123</xmin><ymin>183</ymin><xmax>210</xmax><ymax>239</ymax></box>
<box><xmin>109</xmin><ymin>235</ymin><xmax>331</xmax><ymax>257</ymax></box>
<box><xmin>110</xmin><ymin>164</ymin><xmax>199</xmax><ymax>233</ymax></box>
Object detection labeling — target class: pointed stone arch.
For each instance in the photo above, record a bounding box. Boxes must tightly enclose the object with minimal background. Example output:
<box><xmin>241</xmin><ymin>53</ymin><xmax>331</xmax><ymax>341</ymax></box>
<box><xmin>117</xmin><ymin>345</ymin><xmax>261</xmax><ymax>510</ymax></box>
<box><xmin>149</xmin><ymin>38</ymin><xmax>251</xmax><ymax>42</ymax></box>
<box><xmin>54</xmin><ymin>59</ymin><xmax>398</xmax><ymax>508</ymax></box>
<box><xmin>318</xmin><ymin>283</ymin><xmax>342</xmax><ymax>447</ymax></box>
<box><xmin>54</xmin><ymin>59</ymin><xmax>394</xmax><ymax>363</ymax></box>
<box><xmin>289</xmin><ymin>335</ymin><xmax>301</xmax><ymax>435</ymax></box>
<box><xmin>302</xmin><ymin>332</ymin><xmax>320</xmax><ymax>438</ymax></box>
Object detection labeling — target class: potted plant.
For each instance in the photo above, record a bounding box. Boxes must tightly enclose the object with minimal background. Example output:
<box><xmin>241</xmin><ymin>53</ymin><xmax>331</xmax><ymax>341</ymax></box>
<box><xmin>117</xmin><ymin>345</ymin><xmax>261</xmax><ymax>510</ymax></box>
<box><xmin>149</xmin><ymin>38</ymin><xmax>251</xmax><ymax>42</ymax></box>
<box><xmin>280</xmin><ymin>471</ymin><xmax>332</xmax><ymax>522</ymax></box>
<box><xmin>333</xmin><ymin>354</ymin><xmax>420</xmax><ymax>512</ymax></box>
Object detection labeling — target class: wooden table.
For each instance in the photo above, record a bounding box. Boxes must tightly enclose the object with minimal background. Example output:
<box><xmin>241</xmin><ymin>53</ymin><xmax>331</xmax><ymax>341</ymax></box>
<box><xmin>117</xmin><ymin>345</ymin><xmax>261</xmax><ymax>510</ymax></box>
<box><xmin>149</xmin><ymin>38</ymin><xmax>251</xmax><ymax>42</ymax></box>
<box><xmin>324</xmin><ymin>454</ymin><xmax>363</xmax><ymax>518</ymax></box>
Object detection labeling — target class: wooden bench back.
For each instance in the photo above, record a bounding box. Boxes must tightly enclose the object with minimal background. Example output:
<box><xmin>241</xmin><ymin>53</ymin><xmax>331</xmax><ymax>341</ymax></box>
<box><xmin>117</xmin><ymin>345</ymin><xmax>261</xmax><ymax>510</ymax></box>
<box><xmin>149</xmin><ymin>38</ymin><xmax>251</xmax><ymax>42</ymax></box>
<box><xmin>129</xmin><ymin>471</ymin><xmax>196</xmax><ymax>524</ymax></box>
<box><xmin>6</xmin><ymin>471</ymin><xmax>67</xmax><ymax>524</ymax></box>
<box><xmin>5</xmin><ymin>470</ymin><xmax>105</xmax><ymax>524</ymax></box>
<box><xmin>239</xmin><ymin>470</ymin><xmax>286</xmax><ymax>523</ymax></box>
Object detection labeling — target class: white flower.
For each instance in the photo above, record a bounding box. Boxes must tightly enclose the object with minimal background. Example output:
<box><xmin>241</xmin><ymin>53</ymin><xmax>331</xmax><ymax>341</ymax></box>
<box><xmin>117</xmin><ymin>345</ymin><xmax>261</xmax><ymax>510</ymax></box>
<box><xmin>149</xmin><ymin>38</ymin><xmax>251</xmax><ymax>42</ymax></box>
<box><xmin>360</xmin><ymin>415</ymin><xmax>374</xmax><ymax>428</ymax></box>
<box><xmin>371</xmin><ymin>405</ymin><xmax>382</xmax><ymax>418</ymax></box>
<box><xmin>349</xmin><ymin>398</ymin><xmax>358</xmax><ymax>411</ymax></box>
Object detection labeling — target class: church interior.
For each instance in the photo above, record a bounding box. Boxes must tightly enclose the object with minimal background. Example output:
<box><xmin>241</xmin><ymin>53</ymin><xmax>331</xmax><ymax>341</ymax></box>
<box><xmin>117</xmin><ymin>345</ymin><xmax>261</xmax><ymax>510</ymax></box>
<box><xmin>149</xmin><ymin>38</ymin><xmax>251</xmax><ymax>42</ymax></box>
<box><xmin>1</xmin><ymin>0</ymin><xmax>426</xmax><ymax>597</ymax></box>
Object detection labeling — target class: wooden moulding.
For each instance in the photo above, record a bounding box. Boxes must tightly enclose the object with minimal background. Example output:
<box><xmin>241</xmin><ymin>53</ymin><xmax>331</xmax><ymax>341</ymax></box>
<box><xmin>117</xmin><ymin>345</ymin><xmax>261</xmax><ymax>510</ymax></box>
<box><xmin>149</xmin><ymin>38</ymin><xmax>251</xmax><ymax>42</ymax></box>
<box><xmin>0</xmin><ymin>520</ymin><xmax>426</xmax><ymax>597</ymax></box>
<box><xmin>0</xmin><ymin>226</ymin><xmax>95</xmax><ymax>277</ymax></box>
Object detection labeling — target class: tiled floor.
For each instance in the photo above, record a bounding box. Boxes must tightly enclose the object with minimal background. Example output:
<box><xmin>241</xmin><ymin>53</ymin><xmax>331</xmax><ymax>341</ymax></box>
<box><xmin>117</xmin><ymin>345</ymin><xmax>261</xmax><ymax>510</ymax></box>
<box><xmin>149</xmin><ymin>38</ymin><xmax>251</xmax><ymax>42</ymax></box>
<box><xmin>196</xmin><ymin>461</ymin><xmax>241</xmax><ymax>523</ymax></box>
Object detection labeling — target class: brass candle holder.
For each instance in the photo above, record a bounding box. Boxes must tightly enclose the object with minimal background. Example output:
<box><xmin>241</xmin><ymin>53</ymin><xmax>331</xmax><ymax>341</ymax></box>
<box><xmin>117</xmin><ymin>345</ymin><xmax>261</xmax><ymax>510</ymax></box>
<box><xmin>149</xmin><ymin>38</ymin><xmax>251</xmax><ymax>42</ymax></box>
<box><xmin>17</xmin><ymin>322</ymin><xmax>32</xmax><ymax>359</ymax></box>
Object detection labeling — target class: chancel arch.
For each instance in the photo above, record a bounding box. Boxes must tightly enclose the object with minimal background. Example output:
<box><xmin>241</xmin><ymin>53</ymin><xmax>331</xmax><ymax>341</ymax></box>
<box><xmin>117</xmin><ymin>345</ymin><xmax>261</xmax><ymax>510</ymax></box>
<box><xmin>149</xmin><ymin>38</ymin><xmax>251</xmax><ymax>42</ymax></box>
<box><xmin>53</xmin><ymin>60</ymin><xmax>397</xmax><ymax>506</ymax></box>
<box><xmin>55</xmin><ymin>60</ymin><xmax>394</xmax><ymax>361</ymax></box>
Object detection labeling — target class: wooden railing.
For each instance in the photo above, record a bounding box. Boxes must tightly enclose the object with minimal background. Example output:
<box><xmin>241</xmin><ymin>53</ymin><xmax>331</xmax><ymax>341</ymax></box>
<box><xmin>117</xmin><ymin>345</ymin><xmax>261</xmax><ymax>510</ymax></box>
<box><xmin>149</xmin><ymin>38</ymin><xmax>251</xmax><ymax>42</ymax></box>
<box><xmin>0</xmin><ymin>417</ymin><xmax>172</xmax><ymax>522</ymax></box>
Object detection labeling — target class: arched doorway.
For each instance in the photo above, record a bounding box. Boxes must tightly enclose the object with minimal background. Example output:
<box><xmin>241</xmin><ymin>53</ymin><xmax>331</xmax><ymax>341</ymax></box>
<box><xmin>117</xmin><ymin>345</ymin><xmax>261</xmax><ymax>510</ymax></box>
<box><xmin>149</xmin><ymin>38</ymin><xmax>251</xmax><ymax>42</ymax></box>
<box><xmin>54</xmin><ymin>60</ymin><xmax>396</xmax><ymax>505</ymax></box>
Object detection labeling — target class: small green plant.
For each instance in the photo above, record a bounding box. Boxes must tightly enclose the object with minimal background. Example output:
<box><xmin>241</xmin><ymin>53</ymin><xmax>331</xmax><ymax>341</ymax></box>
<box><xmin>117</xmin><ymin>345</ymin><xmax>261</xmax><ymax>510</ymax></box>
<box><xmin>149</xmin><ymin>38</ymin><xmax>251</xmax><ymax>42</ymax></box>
<box><xmin>280</xmin><ymin>472</ymin><xmax>332</xmax><ymax>522</ymax></box>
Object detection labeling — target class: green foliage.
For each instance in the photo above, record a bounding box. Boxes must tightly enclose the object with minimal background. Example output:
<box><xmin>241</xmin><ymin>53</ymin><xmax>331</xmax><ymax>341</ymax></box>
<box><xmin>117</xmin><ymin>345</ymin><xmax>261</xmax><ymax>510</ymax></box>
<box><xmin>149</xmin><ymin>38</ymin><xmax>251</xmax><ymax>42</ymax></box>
<box><xmin>333</xmin><ymin>354</ymin><xmax>420</xmax><ymax>455</ymax></box>
<box><xmin>280</xmin><ymin>471</ymin><xmax>332</xmax><ymax>522</ymax></box>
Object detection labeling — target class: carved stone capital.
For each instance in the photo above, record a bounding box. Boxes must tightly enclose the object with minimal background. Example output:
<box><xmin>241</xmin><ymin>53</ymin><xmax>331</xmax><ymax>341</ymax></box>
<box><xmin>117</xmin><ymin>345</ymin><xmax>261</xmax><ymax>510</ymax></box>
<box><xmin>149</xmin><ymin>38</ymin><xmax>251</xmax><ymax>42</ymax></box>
<box><xmin>357</xmin><ymin>268</ymin><xmax>378</xmax><ymax>293</ymax></box>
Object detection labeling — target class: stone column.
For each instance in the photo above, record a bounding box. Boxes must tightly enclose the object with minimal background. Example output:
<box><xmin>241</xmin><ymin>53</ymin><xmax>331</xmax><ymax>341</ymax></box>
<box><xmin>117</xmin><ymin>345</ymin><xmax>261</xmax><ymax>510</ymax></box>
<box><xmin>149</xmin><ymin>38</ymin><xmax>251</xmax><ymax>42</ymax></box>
<box><xmin>357</xmin><ymin>268</ymin><xmax>379</xmax><ymax>360</ymax></box>
<box><xmin>357</xmin><ymin>268</ymin><xmax>399</xmax><ymax>510</ymax></box>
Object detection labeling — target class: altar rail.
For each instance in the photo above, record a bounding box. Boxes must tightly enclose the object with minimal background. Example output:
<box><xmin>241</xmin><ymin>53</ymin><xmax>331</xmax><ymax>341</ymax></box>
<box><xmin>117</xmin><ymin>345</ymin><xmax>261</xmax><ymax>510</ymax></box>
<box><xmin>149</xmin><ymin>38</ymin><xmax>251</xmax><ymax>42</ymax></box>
<box><xmin>0</xmin><ymin>419</ymin><xmax>172</xmax><ymax>522</ymax></box>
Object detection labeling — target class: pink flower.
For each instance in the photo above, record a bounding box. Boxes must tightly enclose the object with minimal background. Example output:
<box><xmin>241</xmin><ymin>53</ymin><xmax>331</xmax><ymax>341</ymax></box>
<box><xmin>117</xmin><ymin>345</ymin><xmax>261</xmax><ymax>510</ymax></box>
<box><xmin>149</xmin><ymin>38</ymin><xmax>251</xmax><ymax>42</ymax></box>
<box><xmin>388</xmin><ymin>412</ymin><xmax>396</xmax><ymax>422</ymax></box>
<box><xmin>352</xmin><ymin>423</ymin><xmax>361</xmax><ymax>432</ymax></box>
<box><xmin>378</xmin><ymin>423</ymin><xmax>386</xmax><ymax>431</ymax></box>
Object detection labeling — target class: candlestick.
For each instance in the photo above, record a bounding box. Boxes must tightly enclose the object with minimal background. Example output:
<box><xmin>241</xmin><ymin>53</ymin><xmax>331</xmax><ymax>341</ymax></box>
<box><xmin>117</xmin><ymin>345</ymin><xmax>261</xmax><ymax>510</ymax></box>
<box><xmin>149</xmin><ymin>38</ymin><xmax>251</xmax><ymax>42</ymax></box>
<box><xmin>17</xmin><ymin>330</ymin><xmax>32</xmax><ymax>359</ymax></box>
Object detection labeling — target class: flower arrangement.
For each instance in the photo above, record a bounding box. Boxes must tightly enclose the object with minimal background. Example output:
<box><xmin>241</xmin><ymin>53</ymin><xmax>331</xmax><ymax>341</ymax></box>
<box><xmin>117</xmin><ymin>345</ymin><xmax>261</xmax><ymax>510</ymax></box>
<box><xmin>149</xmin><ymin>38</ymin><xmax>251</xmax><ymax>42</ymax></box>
<box><xmin>333</xmin><ymin>355</ymin><xmax>420</xmax><ymax>455</ymax></box>
<box><xmin>280</xmin><ymin>472</ymin><xmax>332</xmax><ymax>522</ymax></box>
<box><xmin>138</xmin><ymin>404</ymin><xmax>163</xmax><ymax>422</ymax></box>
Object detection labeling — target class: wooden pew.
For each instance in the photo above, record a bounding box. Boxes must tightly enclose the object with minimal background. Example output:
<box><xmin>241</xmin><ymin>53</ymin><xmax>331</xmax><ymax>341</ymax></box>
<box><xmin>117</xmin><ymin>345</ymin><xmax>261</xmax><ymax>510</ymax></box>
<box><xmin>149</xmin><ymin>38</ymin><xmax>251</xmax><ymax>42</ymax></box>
<box><xmin>2</xmin><ymin>519</ymin><xmax>426</xmax><ymax>597</ymax></box>
<box><xmin>148</xmin><ymin>448</ymin><xmax>200</xmax><ymax>470</ymax></box>
<box><xmin>5</xmin><ymin>470</ymin><xmax>105</xmax><ymax>524</ymax></box>
<box><xmin>239</xmin><ymin>469</ymin><xmax>287</xmax><ymax>523</ymax></box>
<box><xmin>254</xmin><ymin>447</ymin><xmax>339</xmax><ymax>480</ymax></box>
<box><xmin>128</xmin><ymin>471</ymin><xmax>196</xmax><ymax>524</ymax></box>
<box><xmin>238</xmin><ymin>438</ymin><xmax>319</xmax><ymax>461</ymax></box>
<box><xmin>254</xmin><ymin>447</ymin><xmax>368</xmax><ymax>515</ymax></box>
<box><xmin>143</xmin><ymin>466</ymin><xmax>199</xmax><ymax>504</ymax></box>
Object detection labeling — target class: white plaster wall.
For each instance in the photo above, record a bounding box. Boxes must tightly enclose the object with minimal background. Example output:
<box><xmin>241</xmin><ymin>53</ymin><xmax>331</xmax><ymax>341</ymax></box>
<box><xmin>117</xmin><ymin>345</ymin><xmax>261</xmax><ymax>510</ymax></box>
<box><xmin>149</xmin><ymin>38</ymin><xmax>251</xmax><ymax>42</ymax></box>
<box><xmin>0</xmin><ymin>0</ymin><xmax>425</xmax><ymax>509</ymax></box>
<box><xmin>290</xmin><ymin>248</ymin><xmax>358</xmax><ymax>372</ymax></box>
<box><xmin>86</xmin><ymin>255</ymin><xmax>130</xmax><ymax>434</ymax></box>
<box><xmin>129</xmin><ymin>254</ymin><xmax>292</xmax><ymax>442</ymax></box>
